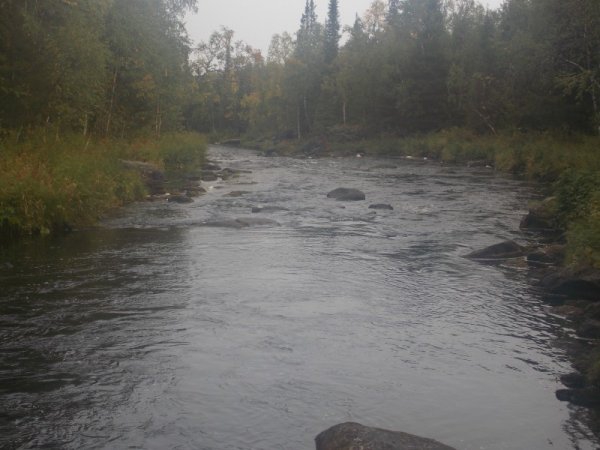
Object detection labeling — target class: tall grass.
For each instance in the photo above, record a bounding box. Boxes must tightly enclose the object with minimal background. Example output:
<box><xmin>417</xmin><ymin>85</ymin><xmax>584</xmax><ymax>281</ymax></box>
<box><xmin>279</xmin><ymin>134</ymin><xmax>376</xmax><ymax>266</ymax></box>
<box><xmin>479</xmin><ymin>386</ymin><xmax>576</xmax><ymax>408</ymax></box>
<box><xmin>0</xmin><ymin>130</ymin><xmax>206</xmax><ymax>238</ymax></box>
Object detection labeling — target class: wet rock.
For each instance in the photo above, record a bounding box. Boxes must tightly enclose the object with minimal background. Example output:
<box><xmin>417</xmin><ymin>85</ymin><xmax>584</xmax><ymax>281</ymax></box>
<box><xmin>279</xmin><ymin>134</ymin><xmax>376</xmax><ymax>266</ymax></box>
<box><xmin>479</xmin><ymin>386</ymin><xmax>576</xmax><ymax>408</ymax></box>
<box><xmin>120</xmin><ymin>160</ymin><xmax>165</xmax><ymax>195</ymax></box>
<box><xmin>251</xmin><ymin>206</ymin><xmax>289</xmax><ymax>213</ymax></box>
<box><xmin>555</xmin><ymin>388</ymin><xmax>600</xmax><ymax>407</ymax></box>
<box><xmin>197</xmin><ymin>217</ymin><xmax>280</xmax><ymax>229</ymax></box>
<box><xmin>551</xmin><ymin>304</ymin><xmax>585</xmax><ymax>319</ymax></box>
<box><xmin>526</xmin><ymin>244</ymin><xmax>565</xmax><ymax>267</ymax></box>
<box><xmin>327</xmin><ymin>188</ymin><xmax>366</xmax><ymax>201</ymax></box>
<box><xmin>168</xmin><ymin>195</ymin><xmax>193</xmax><ymax>204</ymax></box>
<box><xmin>315</xmin><ymin>422</ymin><xmax>455</xmax><ymax>450</ymax></box>
<box><xmin>263</xmin><ymin>148</ymin><xmax>280</xmax><ymax>157</ymax></box>
<box><xmin>369</xmin><ymin>203</ymin><xmax>394</xmax><ymax>210</ymax></box>
<box><xmin>465</xmin><ymin>240</ymin><xmax>526</xmax><ymax>260</ymax></box>
<box><xmin>520</xmin><ymin>197</ymin><xmax>558</xmax><ymax>231</ymax></box>
<box><xmin>224</xmin><ymin>191</ymin><xmax>251</xmax><ymax>198</ymax></box>
<box><xmin>560</xmin><ymin>372</ymin><xmax>586</xmax><ymax>389</ymax></box>
<box><xmin>538</xmin><ymin>267</ymin><xmax>600</xmax><ymax>301</ymax></box>
<box><xmin>577</xmin><ymin>320</ymin><xmax>600</xmax><ymax>339</ymax></box>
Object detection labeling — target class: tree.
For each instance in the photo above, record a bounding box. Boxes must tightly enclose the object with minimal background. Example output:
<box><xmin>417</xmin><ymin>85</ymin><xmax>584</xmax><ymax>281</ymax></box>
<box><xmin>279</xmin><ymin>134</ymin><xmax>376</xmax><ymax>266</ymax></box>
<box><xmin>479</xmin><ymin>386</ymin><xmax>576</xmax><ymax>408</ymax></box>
<box><xmin>324</xmin><ymin>0</ymin><xmax>341</xmax><ymax>64</ymax></box>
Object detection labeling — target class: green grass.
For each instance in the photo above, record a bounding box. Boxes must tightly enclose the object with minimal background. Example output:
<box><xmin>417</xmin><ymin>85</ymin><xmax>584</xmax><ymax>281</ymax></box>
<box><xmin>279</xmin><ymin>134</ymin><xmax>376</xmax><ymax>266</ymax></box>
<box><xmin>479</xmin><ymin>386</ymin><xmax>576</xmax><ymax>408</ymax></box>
<box><xmin>0</xmin><ymin>130</ymin><xmax>206</xmax><ymax>239</ymax></box>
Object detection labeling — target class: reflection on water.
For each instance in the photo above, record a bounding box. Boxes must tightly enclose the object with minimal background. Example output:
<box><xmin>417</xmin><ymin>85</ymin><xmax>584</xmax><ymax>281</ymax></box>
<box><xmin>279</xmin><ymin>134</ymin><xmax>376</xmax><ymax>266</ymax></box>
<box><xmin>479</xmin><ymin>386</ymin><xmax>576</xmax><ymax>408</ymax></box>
<box><xmin>0</xmin><ymin>146</ymin><xmax>597</xmax><ymax>449</ymax></box>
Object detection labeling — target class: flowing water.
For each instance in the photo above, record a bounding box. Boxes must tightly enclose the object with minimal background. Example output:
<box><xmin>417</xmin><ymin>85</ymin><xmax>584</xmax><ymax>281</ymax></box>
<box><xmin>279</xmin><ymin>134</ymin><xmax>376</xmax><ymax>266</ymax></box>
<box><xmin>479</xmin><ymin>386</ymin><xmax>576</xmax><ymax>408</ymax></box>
<box><xmin>0</xmin><ymin>145</ymin><xmax>597</xmax><ymax>449</ymax></box>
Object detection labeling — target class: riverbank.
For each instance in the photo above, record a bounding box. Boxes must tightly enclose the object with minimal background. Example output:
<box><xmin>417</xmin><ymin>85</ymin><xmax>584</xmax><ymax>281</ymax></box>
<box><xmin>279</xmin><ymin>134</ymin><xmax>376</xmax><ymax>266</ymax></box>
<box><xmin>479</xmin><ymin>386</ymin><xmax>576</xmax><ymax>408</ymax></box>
<box><xmin>0</xmin><ymin>131</ymin><xmax>206</xmax><ymax>239</ymax></box>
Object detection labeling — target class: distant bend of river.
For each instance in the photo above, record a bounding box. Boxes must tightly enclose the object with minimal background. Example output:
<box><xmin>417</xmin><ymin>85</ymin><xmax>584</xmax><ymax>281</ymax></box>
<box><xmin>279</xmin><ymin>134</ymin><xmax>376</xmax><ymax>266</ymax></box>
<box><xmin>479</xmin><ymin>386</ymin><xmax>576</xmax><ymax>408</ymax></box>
<box><xmin>0</xmin><ymin>145</ymin><xmax>598</xmax><ymax>449</ymax></box>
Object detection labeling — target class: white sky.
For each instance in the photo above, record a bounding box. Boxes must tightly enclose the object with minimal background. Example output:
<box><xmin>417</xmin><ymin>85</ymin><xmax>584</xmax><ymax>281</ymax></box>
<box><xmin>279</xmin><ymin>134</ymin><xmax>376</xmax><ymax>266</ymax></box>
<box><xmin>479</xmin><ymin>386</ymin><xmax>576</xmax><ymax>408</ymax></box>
<box><xmin>185</xmin><ymin>0</ymin><xmax>505</xmax><ymax>54</ymax></box>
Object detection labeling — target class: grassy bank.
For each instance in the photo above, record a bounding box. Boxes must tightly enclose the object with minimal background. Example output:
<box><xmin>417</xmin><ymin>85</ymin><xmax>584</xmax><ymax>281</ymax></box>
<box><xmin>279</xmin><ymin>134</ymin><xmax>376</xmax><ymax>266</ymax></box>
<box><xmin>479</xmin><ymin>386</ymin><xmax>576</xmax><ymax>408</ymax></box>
<box><xmin>0</xmin><ymin>131</ymin><xmax>206</xmax><ymax>239</ymax></box>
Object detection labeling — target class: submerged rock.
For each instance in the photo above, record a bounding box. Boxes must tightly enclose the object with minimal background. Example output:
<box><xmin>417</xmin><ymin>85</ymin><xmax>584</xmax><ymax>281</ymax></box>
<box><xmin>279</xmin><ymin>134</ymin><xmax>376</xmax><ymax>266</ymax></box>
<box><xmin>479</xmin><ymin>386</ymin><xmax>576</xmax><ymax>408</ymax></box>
<box><xmin>315</xmin><ymin>422</ymin><xmax>455</xmax><ymax>450</ymax></box>
<box><xmin>465</xmin><ymin>240</ymin><xmax>526</xmax><ymax>260</ymax></box>
<box><xmin>197</xmin><ymin>217</ymin><xmax>280</xmax><ymax>229</ymax></box>
<box><xmin>251</xmin><ymin>206</ymin><xmax>289</xmax><ymax>213</ymax></box>
<box><xmin>224</xmin><ymin>190</ymin><xmax>251</xmax><ymax>198</ymax></box>
<box><xmin>369</xmin><ymin>203</ymin><xmax>394</xmax><ymax>210</ymax></box>
<box><xmin>526</xmin><ymin>244</ymin><xmax>565</xmax><ymax>267</ymax></box>
<box><xmin>327</xmin><ymin>188</ymin><xmax>366</xmax><ymax>201</ymax></box>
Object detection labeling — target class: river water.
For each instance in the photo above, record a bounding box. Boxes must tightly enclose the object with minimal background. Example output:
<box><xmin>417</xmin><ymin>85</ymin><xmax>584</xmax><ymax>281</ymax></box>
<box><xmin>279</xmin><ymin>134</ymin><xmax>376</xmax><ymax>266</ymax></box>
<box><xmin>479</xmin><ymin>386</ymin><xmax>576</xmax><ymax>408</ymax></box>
<box><xmin>0</xmin><ymin>145</ymin><xmax>598</xmax><ymax>449</ymax></box>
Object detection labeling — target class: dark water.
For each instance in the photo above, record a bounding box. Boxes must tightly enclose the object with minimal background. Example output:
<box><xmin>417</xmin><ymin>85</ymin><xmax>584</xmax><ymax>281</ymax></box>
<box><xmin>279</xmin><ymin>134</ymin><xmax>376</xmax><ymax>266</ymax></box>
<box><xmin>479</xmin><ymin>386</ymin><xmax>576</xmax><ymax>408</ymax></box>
<box><xmin>0</xmin><ymin>146</ymin><xmax>597</xmax><ymax>449</ymax></box>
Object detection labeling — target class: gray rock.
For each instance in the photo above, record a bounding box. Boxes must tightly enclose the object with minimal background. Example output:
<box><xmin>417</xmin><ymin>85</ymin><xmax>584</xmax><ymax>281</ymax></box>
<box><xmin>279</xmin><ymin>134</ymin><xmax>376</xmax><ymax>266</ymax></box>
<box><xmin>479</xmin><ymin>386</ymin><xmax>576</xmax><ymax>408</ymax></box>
<box><xmin>197</xmin><ymin>217</ymin><xmax>280</xmax><ymax>229</ymax></box>
<box><xmin>224</xmin><ymin>190</ymin><xmax>251</xmax><ymax>198</ymax></box>
<box><xmin>526</xmin><ymin>244</ymin><xmax>565</xmax><ymax>267</ymax></box>
<box><xmin>315</xmin><ymin>422</ymin><xmax>455</xmax><ymax>450</ymax></box>
<box><xmin>466</xmin><ymin>240</ymin><xmax>526</xmax><ymax>260</ymax></box>
<box><xmin>369</xmin><ymin>204</ymin><xmax>394</xmax><ymax>210</ymax></box>
<box><xmin>327</xmin><ymin>188</ymin><xmax>366</xmax><ymax>201</ymax></box>
<box><xmin>538</xmin><ymin>267</ymin><xmax>600</xmax><ymax>300</ymax></box>
<box><xmin>251</xmin><ymin>206</ymin><xmax>289</xmax><ymax>213</ymax></box>
<box><xmin>560</xmin><ymin>372</ymin><xmax>586</xmax><ymax>389</ymax></box>
<box><xmin>556</xmin><ymin>388</ymin><xmax>600</xmax><ymax>407</ymax></box>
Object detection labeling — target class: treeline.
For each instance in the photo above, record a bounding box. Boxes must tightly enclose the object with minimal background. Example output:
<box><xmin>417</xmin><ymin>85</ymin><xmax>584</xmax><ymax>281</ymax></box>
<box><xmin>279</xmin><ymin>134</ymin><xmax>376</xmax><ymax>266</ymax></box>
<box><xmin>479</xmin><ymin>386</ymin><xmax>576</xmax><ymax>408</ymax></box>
<box><xmin>0</xmin><ymin>0</ymin><xmax>198</xmax><ymax>137</ymax></box>
<box><xmin>0</xmin><ymin>0</ymin><xmax>206</xmax><ymax>238</ymax></box>
<box><xmin>187</xmin><ymin>0</ymin><xmax>600</xmax><ymax>138</ymax></box>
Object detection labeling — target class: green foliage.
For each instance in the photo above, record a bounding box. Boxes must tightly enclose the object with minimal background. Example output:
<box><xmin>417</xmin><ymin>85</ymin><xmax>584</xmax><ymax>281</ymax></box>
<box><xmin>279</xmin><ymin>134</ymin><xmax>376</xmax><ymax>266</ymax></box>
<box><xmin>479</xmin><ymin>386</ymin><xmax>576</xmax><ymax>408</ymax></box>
<box><xmin>0</xmin><ymin>130</ymin><xmax>205</xmax><ymax>239</ymax></box>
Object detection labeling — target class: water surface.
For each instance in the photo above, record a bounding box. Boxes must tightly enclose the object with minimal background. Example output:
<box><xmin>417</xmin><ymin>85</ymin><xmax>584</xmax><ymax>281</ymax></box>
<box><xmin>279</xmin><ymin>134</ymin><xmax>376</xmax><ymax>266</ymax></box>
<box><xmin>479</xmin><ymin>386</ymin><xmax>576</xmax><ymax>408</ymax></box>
<box><xmin>0</xmin><ymin>146</ymin><xmax>597</xmax><ymax>449</ymax></box>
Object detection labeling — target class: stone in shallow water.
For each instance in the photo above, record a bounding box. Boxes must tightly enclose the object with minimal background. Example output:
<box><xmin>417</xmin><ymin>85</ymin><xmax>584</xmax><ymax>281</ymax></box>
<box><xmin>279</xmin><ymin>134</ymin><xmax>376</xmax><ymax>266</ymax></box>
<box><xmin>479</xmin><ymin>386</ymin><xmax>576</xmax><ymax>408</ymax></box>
<box><xmin>315</xmin><ymin>422</ymin><xmax>456</xmax><ymax>450</ymax></box>
<box><xmin>369</xmin><ymin>203</ymin><xmax>394</xmax><ymax>210</ymax></box>
<box><xmin>465</xmin><ymin>240</ymin><xmax>526</xmax><ymax>260</ymax></box>
<box><xmin>327</xmin><ymin>188</ymin><xmax>366</xmax><ymax>201</ymax></box>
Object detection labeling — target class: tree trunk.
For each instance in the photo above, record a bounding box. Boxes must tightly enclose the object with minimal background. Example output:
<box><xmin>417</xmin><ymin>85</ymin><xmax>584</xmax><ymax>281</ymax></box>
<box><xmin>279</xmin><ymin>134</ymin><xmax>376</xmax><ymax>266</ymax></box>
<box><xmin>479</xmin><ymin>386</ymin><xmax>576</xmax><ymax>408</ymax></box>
<box><xmin>105</xmin><ymin>66</ymin><xmax>118</xmax><ymax>136</ymax></box>
<box><xmin>297</xmin><ymin>104</ymin><xmax>301</xmax><ymax>140</ymax></box>
<box><xmin>342</xmin><ymin>100</ymin><xmax>347</xmax><ymax>125</ymax></box>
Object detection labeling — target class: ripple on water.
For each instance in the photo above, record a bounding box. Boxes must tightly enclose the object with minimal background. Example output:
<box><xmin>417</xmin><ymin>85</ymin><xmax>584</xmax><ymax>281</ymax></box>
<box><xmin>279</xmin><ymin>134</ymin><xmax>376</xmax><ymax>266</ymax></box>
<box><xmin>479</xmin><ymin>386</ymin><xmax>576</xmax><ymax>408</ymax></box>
<box><xmin>0</xmin><ymin>146</ymin><xmax>597</xmax><ymax>449</ymax></box>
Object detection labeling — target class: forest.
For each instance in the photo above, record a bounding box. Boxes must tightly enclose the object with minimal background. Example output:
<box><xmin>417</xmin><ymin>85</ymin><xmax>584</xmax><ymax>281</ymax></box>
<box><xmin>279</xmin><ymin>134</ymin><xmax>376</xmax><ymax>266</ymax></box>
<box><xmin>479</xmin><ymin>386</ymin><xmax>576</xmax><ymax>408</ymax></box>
<box><xmin>188</xmin><ymin>0</ymin><xmax>599</xmax><ymax>138</ymax></box>
<box><xmin>0</xmin><ymin>0</ymin><xmax>599</xmax><ymax>268</ymax></box>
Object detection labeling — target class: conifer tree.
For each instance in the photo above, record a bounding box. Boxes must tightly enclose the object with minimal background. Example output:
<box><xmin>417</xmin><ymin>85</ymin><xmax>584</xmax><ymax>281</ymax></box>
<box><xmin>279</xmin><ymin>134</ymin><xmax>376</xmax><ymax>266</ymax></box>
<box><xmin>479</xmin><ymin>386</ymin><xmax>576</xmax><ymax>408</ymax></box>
<box><xmin>324</xmin><ymin>0</ymin><xmax>340</xmax><ymax>63</ymax></box>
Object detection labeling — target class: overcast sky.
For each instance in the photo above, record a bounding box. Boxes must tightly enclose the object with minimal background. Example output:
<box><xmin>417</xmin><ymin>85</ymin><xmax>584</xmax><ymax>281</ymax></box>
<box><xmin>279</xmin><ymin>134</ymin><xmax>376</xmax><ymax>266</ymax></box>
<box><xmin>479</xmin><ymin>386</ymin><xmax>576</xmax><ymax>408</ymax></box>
<box><xmin>185</xmin><ymin>0</ymin><xmax>505</xmax><ymax>54</ymax></box>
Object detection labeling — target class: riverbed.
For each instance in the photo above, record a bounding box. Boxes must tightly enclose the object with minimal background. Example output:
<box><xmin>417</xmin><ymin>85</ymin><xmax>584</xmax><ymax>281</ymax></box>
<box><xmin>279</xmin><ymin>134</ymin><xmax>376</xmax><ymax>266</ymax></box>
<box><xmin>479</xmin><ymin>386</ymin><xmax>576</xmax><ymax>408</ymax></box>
<box><xmin>0</xmin><ymin>145</ymin><xmax>597</xmax><ymax>449</ymax></box>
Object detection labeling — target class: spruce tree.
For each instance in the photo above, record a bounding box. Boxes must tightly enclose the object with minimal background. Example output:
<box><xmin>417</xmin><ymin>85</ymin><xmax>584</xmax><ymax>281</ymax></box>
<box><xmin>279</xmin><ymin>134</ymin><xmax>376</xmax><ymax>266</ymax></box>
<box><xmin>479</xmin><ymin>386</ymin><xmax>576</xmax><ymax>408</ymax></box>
<box><xmin>324</xmin><ymin>0</ymin><xmax>340</xmax><ymax>63</ymax></box>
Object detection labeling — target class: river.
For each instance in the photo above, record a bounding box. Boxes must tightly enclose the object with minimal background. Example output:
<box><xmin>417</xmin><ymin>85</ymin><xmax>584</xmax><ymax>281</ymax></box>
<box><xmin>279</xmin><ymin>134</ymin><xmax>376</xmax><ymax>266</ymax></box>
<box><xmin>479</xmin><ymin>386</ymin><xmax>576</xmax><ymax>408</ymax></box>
<box><xmin>0</xmin><ymin>145</ymin><xmax>597</xmax><ymax>449</ymax></box>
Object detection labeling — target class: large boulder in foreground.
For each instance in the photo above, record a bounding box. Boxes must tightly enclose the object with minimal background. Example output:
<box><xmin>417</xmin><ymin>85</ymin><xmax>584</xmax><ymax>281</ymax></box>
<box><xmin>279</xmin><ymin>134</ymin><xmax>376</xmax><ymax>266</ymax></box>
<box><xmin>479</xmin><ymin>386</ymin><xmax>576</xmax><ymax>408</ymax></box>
<box><xmin>327</xmin><ymin>188</ymin><xmax>366</xmax><ymax>201</ymax></box>
<box><xmin>465</xmin><ymin>240</ymin><xmax>527</xmax><ymax>260</ymax></box>
<box><xmin>315</xmin><ymin>422</ymin><xmax>455</xmax><ymax>450</ymax></box>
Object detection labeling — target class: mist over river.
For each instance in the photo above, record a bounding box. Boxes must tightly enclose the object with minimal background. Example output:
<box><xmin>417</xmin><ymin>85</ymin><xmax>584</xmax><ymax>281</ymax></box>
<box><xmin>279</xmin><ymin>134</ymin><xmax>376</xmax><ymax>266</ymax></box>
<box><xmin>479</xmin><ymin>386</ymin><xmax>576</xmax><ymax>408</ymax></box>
<box><xmin>0</xmin><ymin>146</ymin><xmax>597</xmax><ymax>449</ymax></box>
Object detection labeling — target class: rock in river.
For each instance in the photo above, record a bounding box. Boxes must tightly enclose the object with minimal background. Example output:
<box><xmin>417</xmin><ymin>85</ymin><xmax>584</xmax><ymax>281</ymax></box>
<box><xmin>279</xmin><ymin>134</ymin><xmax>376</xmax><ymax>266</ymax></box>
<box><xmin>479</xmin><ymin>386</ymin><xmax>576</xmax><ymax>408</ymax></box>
<box><xmin>327</xmin><ymin>188</ymin><xmax>366</xmax><ymax>201</ymax></box>
<box><xmin>369</xmin><ymin>203</ymin><xmax>394</xmax><ymax>210</ymax></box>
<box><xmin>315</xmin><ymin>422</ymin><xmax>455</xmax><ymax>450</ymax></box>
<box><xmin>465</xmin><ymin>240</ymin><xmax>526</xmax><ymax>260</ymax></box>
<box><xmin>197</xmin><ymin>217</ymin><xmax>280</xmax><ymax>229</ymax></box>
